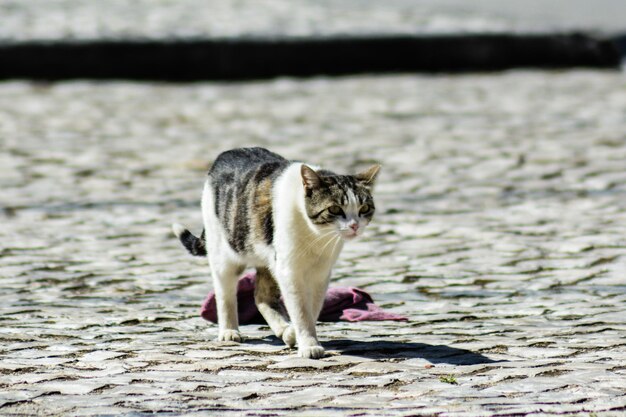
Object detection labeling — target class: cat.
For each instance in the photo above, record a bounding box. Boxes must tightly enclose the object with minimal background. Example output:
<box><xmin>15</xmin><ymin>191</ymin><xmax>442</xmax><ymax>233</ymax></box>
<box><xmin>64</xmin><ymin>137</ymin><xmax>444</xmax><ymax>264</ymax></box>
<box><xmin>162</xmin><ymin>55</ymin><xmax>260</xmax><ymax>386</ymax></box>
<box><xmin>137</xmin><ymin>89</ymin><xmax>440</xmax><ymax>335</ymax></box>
<box><xmin>173</xmin><ymin>147</ymin><xmax>380</xmax><ymax>358</ymax></box>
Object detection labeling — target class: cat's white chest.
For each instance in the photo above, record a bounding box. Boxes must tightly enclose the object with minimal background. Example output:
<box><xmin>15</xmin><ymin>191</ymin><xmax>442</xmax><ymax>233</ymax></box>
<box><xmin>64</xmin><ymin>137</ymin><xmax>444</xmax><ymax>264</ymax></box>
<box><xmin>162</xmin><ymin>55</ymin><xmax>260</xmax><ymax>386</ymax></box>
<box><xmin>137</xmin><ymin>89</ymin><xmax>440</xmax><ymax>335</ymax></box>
<box><xmin>278</xmin><ymin>227</ymin><xmax>344</xmax><ymax>282</ymax></box>
<box><xmin>271</xmin><ymin>164</ymin><xmax>345</xmax><ymax>279</ymax></box>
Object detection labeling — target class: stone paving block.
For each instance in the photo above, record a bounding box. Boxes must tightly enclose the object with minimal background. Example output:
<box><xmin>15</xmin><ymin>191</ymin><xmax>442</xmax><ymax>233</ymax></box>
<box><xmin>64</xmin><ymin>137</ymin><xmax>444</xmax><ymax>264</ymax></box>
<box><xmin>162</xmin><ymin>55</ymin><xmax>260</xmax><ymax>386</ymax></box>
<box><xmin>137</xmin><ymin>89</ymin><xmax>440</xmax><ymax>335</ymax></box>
<box><xmin>0</xmin><ymin>390</ymin><xmax>45</xmax><ymax>408</ymax></box>
<box><xmin>254</xmin><ymin>387</ymin><xmax>354</xmax><ymax>407</ymax></box>
<box><xmin>268</xmin><ymin>357</ymin><xmax>341</xmax><ymax>370</ymax></box>
<box><xmin>71</xmin><ymin>406</ymin><xmax>142</xmax><ymax>416</ymax></box>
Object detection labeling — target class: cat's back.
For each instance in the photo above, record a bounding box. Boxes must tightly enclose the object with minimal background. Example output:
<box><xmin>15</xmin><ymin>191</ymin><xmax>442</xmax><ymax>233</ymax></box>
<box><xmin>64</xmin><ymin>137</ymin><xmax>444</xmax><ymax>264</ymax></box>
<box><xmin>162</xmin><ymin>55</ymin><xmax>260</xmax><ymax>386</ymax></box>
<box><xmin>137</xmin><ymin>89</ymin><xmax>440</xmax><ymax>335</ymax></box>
<box><xmin>207</xmin><ymin>147</ymin><xmax>291</xmax><ymax>254</ymax></box>
<box><xmin>209</xmin><ymin>147</ymin><xmax>289</xmax><ymax>192</ymax></box>
<box><xmin>209</xmin><ymin>147</ymin><xmax>287</xmax><ymax>178</ymax></box>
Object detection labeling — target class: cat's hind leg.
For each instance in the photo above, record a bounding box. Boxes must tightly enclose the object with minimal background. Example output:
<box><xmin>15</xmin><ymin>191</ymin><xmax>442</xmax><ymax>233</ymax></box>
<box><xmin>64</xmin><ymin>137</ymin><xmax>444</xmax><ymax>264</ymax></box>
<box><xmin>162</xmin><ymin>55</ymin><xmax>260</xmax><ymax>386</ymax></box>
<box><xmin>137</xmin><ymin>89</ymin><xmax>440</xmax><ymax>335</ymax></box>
<box><xmin>254</xmin><ymin>268</ymin><xmax>295</xmax><ymax>347</ymax></box>
<box><xmin>202</xmin><ymin>179</ymin><xmax>244</xmax><ymax>342</ymax></box>
<box><xmin>209</xmin><ymin>255</ymin><xmax>245</xmax><ymax>342</ymax></box>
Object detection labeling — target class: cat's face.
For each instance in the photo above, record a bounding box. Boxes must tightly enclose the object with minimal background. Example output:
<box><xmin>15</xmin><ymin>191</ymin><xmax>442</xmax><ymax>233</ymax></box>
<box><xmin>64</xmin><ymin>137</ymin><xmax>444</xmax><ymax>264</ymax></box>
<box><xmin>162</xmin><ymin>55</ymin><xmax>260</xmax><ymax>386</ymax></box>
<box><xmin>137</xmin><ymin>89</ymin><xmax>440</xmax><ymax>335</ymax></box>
<box><xmin>301</xmin><ymin>164</ymin><xmax>380</xmax><ymax>240</ymax></box>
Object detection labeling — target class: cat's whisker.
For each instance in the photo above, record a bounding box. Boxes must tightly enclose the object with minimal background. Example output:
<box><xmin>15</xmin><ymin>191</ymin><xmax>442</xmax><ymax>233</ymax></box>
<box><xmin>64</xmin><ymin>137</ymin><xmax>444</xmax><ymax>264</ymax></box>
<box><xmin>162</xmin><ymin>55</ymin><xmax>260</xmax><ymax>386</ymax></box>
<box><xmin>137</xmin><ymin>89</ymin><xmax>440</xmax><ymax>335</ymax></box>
<box><xmin>329</xmin><ymin>234</ymin><xmax>342</xmax><ymax>256</ymax></box>
<box><xmin>292</xmin><ymin>229</ymin><xmax>337</xmax><ymax>260</ymax></box>
<box><xmin>290</xmin><ymin>231</ymin><xmax>330</xmax><ymax>260</ymax></box>
<box><xmin>316</xmin><ymin>234</ymin><xmax>337</xmax><ymax>257</ymax></box>
<box><xmin>306</xmin><ymin>228</ymin><xmax>336</xmax><ymax>243</ymax></box>
<box><xmin>316</xmin><ymin>234</ymin><xmax>341</xmax><ymax>262</ymax></box>
<box><xmin>300</xmin><ymin>230</ymin><xmax>338</xmax><ymax>260</ymax></box>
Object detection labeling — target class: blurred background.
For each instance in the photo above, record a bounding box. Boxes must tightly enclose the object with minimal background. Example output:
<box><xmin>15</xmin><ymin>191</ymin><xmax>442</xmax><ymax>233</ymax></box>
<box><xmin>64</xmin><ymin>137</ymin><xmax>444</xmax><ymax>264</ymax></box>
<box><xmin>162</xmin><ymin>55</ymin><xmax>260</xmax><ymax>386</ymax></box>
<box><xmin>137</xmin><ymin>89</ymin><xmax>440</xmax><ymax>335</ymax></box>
<box><xmin>0</xmin><ymin>0</ymin><xmax>624</xmax><ymax>79</ymax></box>
<box><xmin>1</xmin><ymin>2</ymin><xmax>626</xmax><ymax>416</ymax></box>
<box><xmin>1</xmin><ymin>0</ymin><xmax>626</xmax><ymax>39</ymax></box>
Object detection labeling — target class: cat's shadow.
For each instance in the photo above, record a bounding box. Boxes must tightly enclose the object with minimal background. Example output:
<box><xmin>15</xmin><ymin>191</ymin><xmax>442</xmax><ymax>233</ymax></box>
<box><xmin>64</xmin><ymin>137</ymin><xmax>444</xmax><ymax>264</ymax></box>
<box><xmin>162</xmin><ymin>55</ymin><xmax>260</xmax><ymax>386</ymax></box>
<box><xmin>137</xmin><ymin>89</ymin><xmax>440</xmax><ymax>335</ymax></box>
<box><xmin>323</xmin><ymin>339</ymin><xmax>500</xmax><ymax>365</ymax></box>
<box><xmin>253</xmin><ymin>337</ymin><xmax>500</xmax><ymax>365</ymax></box>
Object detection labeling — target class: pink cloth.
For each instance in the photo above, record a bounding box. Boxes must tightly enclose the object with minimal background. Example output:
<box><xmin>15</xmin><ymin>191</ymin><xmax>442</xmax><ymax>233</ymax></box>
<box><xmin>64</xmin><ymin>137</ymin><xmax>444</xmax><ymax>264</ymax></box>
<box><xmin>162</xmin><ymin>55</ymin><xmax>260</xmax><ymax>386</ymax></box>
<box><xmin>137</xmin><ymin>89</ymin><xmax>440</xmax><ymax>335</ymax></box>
<box><xmin>200</xmin><ymin>271</ymin><xmax>408</xmax><ymax>324</ymax></box>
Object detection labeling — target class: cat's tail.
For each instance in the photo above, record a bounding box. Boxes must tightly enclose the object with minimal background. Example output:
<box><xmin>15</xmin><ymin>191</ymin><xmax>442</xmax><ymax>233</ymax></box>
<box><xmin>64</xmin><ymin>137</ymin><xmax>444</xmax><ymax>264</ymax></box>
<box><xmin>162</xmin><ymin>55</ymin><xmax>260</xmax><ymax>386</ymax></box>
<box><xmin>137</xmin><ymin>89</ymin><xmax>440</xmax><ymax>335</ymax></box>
<box><xmin>172</xmin><ymin>223</ymin><xmax>207</xmax><ymax>257</ymax></box>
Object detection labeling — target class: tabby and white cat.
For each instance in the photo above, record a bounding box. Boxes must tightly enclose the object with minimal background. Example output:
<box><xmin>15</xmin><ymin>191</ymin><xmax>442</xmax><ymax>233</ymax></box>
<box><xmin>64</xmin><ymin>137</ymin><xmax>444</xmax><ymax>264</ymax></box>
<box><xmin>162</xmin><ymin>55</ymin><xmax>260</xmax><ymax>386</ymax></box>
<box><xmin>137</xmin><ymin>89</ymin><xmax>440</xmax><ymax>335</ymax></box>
<box><xmin>174</xmin><ymin>147</ymin><xmax>380</xmax><ymax>358</ymax></box>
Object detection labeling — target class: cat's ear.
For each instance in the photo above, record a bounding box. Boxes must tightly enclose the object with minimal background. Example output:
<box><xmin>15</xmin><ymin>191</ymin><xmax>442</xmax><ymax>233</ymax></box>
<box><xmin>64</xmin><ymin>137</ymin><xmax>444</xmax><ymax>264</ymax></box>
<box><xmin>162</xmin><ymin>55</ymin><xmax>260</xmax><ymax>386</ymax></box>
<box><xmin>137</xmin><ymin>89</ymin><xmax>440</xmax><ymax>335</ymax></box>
<box><xmin>301</xmin><ymin>165</ymin><xmax>322</xmax><ymax>190</ymax></box>
<box><xmin>355</xmin><ymin>164</ymin><xmax>381</xmax><ymax>187</ymax></box>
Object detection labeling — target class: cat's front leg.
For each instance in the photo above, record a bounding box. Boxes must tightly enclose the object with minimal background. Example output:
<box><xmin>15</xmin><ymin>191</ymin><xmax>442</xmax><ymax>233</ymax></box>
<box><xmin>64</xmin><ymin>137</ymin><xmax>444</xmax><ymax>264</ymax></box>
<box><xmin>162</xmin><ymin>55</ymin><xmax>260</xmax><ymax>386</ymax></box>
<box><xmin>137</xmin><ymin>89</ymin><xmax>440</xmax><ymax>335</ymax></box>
<box><xmin>277</xmin><ymin>269</ymin><xmax>327</xmax><ymax>359</ymax></box>
<box><xmin>297</xmin><ymin>274</ymin><xmax>330</xmax><ymax>359</ymax></box>
<box><xmin>287</xmin><ymin>300</ymin><xmax>323</xmax><ymax>359</ymax></box>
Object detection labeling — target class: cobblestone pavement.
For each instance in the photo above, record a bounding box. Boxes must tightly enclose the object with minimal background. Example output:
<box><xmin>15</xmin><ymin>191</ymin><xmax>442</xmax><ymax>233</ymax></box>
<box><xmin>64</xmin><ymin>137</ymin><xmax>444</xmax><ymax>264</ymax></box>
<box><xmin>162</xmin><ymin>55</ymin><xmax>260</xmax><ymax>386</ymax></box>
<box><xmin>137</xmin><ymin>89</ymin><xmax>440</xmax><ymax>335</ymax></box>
<box><xmin>1</xmin><ymin>0</ymin><xmax>625</xmax><ymax>41</ymax></box>
<box><xmin>1</xmin><ymin>71</ymin><xmax>626</xmax><ymax>416</ymax></box>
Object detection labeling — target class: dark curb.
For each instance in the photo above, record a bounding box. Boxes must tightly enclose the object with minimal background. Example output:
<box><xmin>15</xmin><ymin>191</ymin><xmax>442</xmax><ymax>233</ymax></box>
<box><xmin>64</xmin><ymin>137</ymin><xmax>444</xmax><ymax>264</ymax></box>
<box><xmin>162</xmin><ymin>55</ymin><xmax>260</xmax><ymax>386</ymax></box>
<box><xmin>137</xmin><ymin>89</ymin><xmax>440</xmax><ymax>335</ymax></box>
<box><xmin>0</xmin><ymin>33</ymin><xmax>621</xmax><ymax>81</ymax></box>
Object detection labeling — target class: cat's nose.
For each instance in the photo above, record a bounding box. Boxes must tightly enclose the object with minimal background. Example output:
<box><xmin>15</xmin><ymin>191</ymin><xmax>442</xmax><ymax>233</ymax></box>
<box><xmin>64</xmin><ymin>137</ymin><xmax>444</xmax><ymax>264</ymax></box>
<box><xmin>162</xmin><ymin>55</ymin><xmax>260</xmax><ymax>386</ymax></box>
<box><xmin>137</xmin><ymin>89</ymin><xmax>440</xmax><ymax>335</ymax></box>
<box><xmin>349</xmin><ymin>223</ymin><xmax>359</xmax><ymax>232</ymax></box>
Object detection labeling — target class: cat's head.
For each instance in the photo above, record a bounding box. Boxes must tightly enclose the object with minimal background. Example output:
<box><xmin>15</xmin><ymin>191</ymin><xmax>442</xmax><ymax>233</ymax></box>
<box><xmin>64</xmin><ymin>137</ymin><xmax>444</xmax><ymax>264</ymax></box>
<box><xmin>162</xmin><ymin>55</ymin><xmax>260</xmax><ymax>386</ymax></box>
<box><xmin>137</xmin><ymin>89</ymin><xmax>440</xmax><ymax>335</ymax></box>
<box><xmin>301</xmin><ymin>164</ymin><xmax>380</xmax><ymax>240</ymax></box>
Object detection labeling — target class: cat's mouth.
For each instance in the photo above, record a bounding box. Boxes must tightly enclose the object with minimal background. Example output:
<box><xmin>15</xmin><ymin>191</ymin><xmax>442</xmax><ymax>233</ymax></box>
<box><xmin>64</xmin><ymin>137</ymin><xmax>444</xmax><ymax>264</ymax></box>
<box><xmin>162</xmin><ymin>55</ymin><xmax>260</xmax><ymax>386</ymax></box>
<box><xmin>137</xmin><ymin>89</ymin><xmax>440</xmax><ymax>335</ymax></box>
<box><xmin>340</xmin><ymin>229</ymin><xmax>359</xmax><ymax>240</ymax></box>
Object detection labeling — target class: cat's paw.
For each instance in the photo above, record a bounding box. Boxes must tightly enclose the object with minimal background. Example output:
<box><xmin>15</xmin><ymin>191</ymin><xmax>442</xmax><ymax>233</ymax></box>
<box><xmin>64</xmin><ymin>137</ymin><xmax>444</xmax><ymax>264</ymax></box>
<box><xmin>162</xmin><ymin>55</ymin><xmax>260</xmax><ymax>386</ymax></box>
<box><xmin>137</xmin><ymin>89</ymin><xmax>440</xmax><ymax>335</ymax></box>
<box><xmin>281</xmin><ymin>325</ymin><xmax>296</xmax><ymax>348</ymax></box>
<box><xmin>298</xmin><ymin>345</ymin><xmax>325</xmax><ymax>359</ymax></box>
<box><xmin>218</xmin><ymin>329</ymin><xmax>243</xmax><ymax>342</ymax></box>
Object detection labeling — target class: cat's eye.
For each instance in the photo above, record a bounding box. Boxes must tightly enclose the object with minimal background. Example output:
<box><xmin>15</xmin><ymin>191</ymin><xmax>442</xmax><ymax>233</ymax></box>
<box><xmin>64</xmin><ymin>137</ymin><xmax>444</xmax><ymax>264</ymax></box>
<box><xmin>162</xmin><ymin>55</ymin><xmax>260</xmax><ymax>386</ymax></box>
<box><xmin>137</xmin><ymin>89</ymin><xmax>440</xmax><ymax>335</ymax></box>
<box><xmin>360</xmin><ymin>204</ymin><xmax>372</xmax><ymax>215</ymax></box>
<box><xmin>328</xmin><ymin>206</ymin><xmax>345</xmax><ymax>216</ymax></box>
